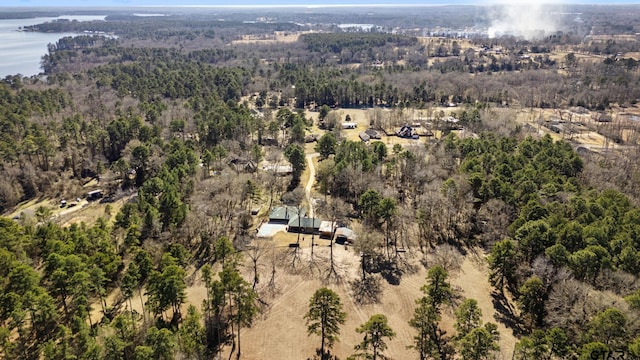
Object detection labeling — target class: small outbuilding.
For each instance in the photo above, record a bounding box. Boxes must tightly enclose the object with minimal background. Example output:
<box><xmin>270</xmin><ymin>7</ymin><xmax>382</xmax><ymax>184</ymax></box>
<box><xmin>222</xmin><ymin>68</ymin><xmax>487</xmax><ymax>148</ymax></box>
<box><xmin>335</xmin><ymin>227</ymin><xmax>356</xmax><ymax>244</ymax></box>
<box><xmin>262</xmin><ymin>164</ymin><xmax>293</xmax><ymax>176</ymax></box>
<box><xmin>87</xmin><ymin>190</ymin><xmax>103</xmax><ymax>201</ymax></box>
<box><xmin>359</xmin><ymin>131</ymin><xmax>371</xmax><ymax>142</ymax></box>
<box><xmin>319</xmin><ymin>221</ymin><xmax>337</xmax><ymax>238</ymax></box>
<box><xmin>396</xmin><ymin>125</ymin><xmax>415</xmax><ymax>138</ymax></box>
<box><xmin>305</xmin><ymin>134</ymin><xmax>320</xmax><ymax>143</ymax></box>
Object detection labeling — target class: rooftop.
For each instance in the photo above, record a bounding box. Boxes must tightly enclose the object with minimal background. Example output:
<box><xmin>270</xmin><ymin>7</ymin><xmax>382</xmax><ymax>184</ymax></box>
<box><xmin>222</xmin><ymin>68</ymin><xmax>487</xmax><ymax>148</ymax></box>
<box><xmin>288</xmin><ymin>216</ymin><xmax>322</xmax><ymax>229</ymax></box>
<box><xmin>269</xmin><ymin>206</ymin><xmax>305</xmax><ymax>221</ymax></box>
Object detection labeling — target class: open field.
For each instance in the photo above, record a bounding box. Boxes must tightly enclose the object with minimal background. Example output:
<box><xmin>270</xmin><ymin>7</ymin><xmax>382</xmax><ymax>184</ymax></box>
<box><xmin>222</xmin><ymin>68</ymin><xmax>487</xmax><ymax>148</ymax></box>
<box><xmin>231</xmin><ymin>31</ymin><xmax>313</xmax><ymax>45</ymax></box>
<box><xmin>310</xmin><ymin>103</ymin><xmax>640</xmax><ymax>152</ymax></box>
<box><xmin>5</xmin><ymin>191</ymin><xmax>133</xmax><ymax>227</ymax></box>
<box><xmin>510</xmin><ymin>105</ymin><xmax>640</xmax><ymax>151</ymax></box>
<box><xmin>207</xmin><ymin>244</ymin><xmax>519</xmax><ymax>360</ymax></box>
<box><xmin>308</xmin><ymin>108</ymin><xmax>447</xmax><ymax>147</ymax></box>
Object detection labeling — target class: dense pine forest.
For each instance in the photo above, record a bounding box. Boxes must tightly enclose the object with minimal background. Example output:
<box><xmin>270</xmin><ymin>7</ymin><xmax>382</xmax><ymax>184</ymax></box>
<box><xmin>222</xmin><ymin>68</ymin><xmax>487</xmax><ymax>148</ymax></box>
<box><xmin>2</xmin><ymin>4</ymin><xmax>640</xmax><ymax>360</ymax></box>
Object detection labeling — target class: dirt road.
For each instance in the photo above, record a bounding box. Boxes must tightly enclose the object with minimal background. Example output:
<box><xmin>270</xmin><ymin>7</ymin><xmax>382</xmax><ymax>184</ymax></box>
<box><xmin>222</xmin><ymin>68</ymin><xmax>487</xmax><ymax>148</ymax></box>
<box><xmin>305</xmin><ymin>152</ymin><xmax>319</xmax><ymax>218</ymax></box>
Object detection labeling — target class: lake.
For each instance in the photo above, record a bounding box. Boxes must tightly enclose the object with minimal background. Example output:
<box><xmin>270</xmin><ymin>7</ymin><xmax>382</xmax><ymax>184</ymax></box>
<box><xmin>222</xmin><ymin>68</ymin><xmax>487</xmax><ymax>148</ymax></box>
<box><xmin>0</xmin><ymin>15</ymin><xmax>106</xmax><ymax>78</ymax></box>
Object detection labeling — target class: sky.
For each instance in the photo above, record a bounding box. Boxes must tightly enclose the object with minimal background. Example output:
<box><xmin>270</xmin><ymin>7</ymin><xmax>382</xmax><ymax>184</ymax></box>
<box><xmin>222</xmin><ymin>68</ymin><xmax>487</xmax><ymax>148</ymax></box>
<box><xmin>2</xmin><ymin>0</ymin><xmax>639</xmax><ymax>6</ymax></box>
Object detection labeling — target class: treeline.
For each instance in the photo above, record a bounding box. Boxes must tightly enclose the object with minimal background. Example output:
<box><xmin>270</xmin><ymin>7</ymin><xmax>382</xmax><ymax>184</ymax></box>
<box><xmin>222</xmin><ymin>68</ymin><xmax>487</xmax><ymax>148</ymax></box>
<box><xmin>34</xmin><ymin>16</ymin><xmax>640</xmax><ymax>112</ymax></box>
<box><xmin>283</xmin><ymin>65</ymin><xmax>403</xmax><ymax>108</ymax></box>
<box><xmin>88</xmin><ymin>61</ymin><xmax>248</xmax><ymax>102</ymax></box>
<box><xmin>447</xmin><ymin>134</ymin><xmax>640</xmax><ymax>357</ymax></box>
<box><xmin>25</xmin><ymin>17</ymin><xmax>305</xmax><ymax>40</ymax></box>
<box><xmin>564</xmin><ymin>55</ymin><xmax>640</xmax><ymax>109</ymax></box>
<box><xmin>0</xmin><ymin>41</ymin><xmax>257</xmax><ymax>211</ymax></box>
<box><xmin>312</xmin><ymin>127</ymin><xmax>640</xmax><ymax>357</ymax></box>
<box><xmin>0</xmin><ymin>216</ymin><xmax>261</xmax><ymax>359</ymax></box>
<box><xmin>0</xmin><ymin>82</ymin><xmax>69</xmax><ymax>210</ymax></box>
<box><xmin>0</xmin><ymin>217</ymin><xmax>120</xmax><ymax>359</ymax></box>
<box><xmin>301</xmin><ymin>32</ymin><xmax>418</xmax><ymax>55</ymax></box>
<box><xmin>0</xmin><ymin>70</ymin><xmax>276</xmax><ymax>357</ymax></box>
<box><xmin>43</xmin><ymin>42</ymin><xmax>237</xmax><ymax>75</ymax></box>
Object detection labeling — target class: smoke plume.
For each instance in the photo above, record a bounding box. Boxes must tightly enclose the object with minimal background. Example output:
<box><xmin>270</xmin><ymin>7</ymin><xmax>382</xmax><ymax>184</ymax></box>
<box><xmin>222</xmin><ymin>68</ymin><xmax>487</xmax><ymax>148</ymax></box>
<box><xmin>486</xmin><ymin>0</ymin><xmax>565</xmax><ymax>40</ymax></box>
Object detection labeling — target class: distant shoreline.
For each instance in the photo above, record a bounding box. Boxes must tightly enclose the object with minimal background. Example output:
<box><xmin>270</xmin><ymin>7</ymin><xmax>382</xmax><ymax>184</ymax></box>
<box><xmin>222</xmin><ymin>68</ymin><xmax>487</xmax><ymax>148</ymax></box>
<box><xmin>1</xmin><ymin>3</ymin><xmax>639</xmax><ymax>12</ymax></box>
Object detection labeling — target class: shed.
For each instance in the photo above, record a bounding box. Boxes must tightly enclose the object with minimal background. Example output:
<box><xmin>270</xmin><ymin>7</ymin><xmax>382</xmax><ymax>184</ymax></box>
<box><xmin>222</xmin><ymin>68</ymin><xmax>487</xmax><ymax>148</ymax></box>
<box><xmin>305</xmin><ymin>134</ymin><xmax>320</xmax><ymax>143</ymax></box>
<box><xmin>262</xmin><ymin>164</ymin><xmax>293</xmax><ymax>176</ymax></box>
<box><xmin>288</xmin><ymin>216</ymin><xmax>322</xmax><ymax>234</ymax></box>
<box><xmin>319</xmin><ymin>221</ymin><xmax>337</xmax><ymax>238</ymax></box>
<box><xmin>87</xmin><ymin>190</ymin><xmax>103</xmax><ymax>201</ymax></box>
<box><xmin>592</xmin><ymin>112</ymin><xmax>612</xmax><ymax>123</ymax></box>
<box><xmin>335</xmin><ymin>227</ymin><xmax>356</xmax><ymax>244</ymax></box>
<box><xmin>396</xmin><ymin>125</ymin><xmax>414</xmax><ymax>138</ymax></box>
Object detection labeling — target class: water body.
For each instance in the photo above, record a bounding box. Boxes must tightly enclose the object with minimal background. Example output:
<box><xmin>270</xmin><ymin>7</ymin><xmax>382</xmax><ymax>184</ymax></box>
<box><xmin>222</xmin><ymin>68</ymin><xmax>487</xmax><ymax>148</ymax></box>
<box><xmin>0</xmin><ymin>15</ymin><xmax>106</xmax><ymax>78</ymax></box>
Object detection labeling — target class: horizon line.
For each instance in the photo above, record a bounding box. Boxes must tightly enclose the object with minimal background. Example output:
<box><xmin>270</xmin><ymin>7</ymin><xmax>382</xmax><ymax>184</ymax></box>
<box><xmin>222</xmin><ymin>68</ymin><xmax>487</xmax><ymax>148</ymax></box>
<box><xmin>2</xmin><ymin>2</ymin><xmax>640</xmax><ymax>9</ymax></box>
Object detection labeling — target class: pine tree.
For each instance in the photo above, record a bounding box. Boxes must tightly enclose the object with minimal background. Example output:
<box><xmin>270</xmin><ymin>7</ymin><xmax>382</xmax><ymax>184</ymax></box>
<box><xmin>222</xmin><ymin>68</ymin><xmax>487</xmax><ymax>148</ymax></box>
<box><xmin>304</xmin><ymin>287</ymin><xmax>347</xmax><ymax>359</ymax></box>
<box><xmin>353</xmin><ymin>314</ymin><xmax>395</xmax><ymax>360</ymax></box>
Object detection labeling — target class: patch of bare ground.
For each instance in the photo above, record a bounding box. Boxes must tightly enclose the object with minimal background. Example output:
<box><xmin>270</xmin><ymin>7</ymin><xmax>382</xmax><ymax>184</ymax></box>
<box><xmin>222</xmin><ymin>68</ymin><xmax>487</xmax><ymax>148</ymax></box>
<box><xmin>5</xmin><ymin>192</ymin><xmax>131</xmax><ymax>227</ymax></box>
<box><xmin>230</xmin><ymin>31</ymin><xmax>314</xmax><ymax>45</ymax></box>
<box><xmin>509</xmin><ymin>106</ymin><xmax>640</xmax><ymax>151</ymax></box>
<box><xmin>87</xmin><ymin>240</ymin><xmax>518</xmax><ymax>359</ymax></box>
<box><xmin>208</xmin><ymin>244</ymin><xmax>518</xmax><ymax>360</ymax></box>
<box><xmin>306</xmin><ymin>108</ymin><xmax>440</xmax><ymax>148</ymax></box>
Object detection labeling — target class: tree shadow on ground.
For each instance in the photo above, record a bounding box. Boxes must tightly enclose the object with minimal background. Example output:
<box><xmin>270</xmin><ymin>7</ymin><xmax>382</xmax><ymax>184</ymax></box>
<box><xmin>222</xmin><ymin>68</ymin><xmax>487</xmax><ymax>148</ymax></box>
<box><xmin>308</xmin><ymin>348</ymin><xmax>341</xmax><ymax>360</ymax></box>
<box><xmin>395</xmin><ymin>253</ymin><xmax>421</xmax><ymax>275</ymax></box>
<box><xmin>350</xmin><ymin>275</ymin><xmax>383</xmax><ymax>305</ymax></box>
<box><xmin>491</xmin><ymin>291</ymin><xmax>526</xmax><ymax>337</ymax></box>
<box><xmin>369</xmin><ymin>256</ymin><xmax>403</xmax><ymax>285</ymax></box>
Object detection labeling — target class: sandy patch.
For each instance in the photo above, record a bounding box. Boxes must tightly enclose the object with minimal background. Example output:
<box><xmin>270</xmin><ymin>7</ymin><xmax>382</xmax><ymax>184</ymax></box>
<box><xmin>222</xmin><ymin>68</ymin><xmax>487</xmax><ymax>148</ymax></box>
<box><xmin>231</xmin><ymin>31</ymin><xmax>314</xmax><ymax>45</ymax></box>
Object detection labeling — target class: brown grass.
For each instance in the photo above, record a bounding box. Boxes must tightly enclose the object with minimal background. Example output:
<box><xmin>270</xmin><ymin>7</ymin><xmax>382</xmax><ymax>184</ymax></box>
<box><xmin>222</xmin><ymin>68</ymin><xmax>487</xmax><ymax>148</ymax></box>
<box><xmin>209</xmin><ymin>245</ymin><xmax>518</xmax><ymax>360</ymax></box>
<box><xmin>4</xmin><ymin>193</ymin><xmax>132</xmax><ymax>228</ymax></box>
<box><xmin>309</xmin><ymin>108</ymin><xmax>436</xmax><ymax>148</ymax></box>
<box><xmin>231</xmin><ymin>31</ymin><xmax>314</xmax><ymax>45</ymax></box>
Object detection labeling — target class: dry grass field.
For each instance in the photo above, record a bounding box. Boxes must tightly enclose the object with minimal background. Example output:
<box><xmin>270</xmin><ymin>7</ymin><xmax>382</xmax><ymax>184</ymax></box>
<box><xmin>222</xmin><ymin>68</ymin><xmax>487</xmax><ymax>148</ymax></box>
<box><xmin>90</xmin><ymin>241</ymin><xmax>500</xmax><ymax>360</ymax></box>
<box><xmin>208</xmin><ymin>244</ymin><xmax>518</xmax><ymax>360</ymax></box>
<box><xmin>5</xmin><ymin>189</ymin><xmax>132</xmax><ymax>227</ymax></box>
<box><xmin>231</xmin><ymin>31</ymin><xmax>314</xmax><ymax>45</ymax></box>
<box><xmin>309</xmin><ymin>108</ymin><xmax>446</xmax><ymax>148</ymax></box>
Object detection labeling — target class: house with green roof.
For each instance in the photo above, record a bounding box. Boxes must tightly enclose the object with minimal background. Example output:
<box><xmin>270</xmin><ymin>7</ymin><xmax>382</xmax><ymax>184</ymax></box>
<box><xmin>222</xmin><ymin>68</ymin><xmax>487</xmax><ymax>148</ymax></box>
<box><xmin>287</xmin><ymin>216</ymin><xmax>322</xmax><ymax>234</ymax></box>
<box><xmin>269</xmin><ymin>206</ymin><xmax>305</xmax><ymax>224</ymax></box>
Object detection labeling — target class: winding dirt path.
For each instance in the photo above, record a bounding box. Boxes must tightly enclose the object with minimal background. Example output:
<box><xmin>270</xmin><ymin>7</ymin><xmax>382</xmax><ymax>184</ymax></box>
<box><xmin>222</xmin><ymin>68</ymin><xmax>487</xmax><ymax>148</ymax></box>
<box><xmin>305</xmin><ymin>152</ymin><xmax>319</xmax><ymax>218</ymax></box>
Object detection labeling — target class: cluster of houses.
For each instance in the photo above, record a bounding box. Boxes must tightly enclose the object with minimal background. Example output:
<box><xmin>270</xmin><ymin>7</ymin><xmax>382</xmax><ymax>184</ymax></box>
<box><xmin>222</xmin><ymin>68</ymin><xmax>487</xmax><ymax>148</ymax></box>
<box><xmin>258</xmin><ymin>205</ymin><xmax>356</xmax><ymax>244</ymax></box>
<box><xmin>343</xmin><ymin>120</ymin><xmax>440</xmax><ymax>143</ymax></box>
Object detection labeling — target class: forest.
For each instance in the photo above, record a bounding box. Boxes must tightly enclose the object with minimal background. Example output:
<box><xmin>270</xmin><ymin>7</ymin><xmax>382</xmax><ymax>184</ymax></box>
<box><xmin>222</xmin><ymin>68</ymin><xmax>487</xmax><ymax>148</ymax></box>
<box><xmin>2</xmin><ymin>4</ymin><xmax>640</xmax><ymax>360</ymax></box>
